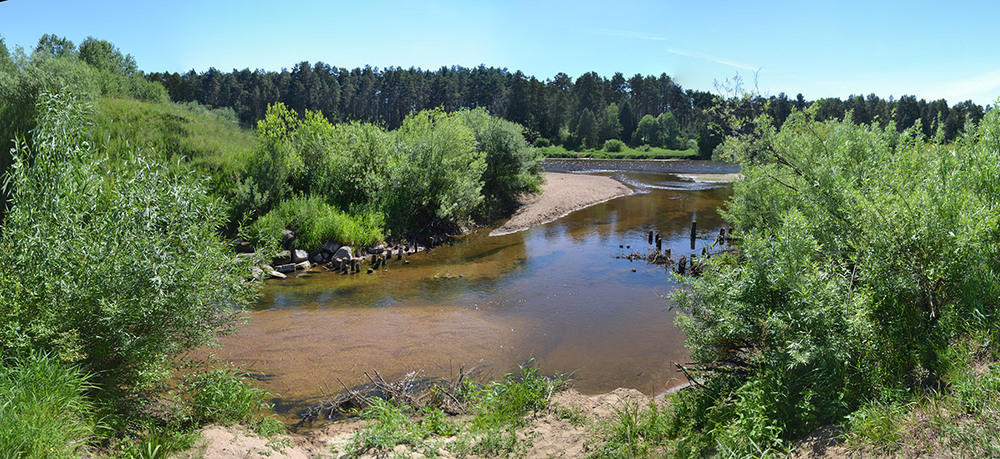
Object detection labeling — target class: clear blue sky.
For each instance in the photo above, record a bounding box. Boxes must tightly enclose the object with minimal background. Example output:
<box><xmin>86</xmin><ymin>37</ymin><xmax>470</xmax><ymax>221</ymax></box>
<box><xmin>2</xmin><ymin>0</ymin><xmax>998</xmax><ymax>106</ymax></box>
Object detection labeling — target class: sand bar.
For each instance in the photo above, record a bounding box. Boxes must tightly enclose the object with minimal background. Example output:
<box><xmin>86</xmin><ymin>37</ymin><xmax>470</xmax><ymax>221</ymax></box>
<box><xmin>489</xmin><ymin>172</ymin><xmax>633</xmax><ymax>236</ymax></box>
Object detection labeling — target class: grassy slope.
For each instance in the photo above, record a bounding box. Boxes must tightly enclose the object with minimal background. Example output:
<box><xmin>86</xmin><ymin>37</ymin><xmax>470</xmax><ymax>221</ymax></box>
<box><xmin>88</xmin><ymin>97</ymin><xmax>257</xmax><ymax>198</ymax></box>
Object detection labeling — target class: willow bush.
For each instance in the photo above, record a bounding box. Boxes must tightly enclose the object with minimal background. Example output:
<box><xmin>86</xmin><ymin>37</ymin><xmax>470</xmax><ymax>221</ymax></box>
<box><xmin>667</xmin><ymin>106</ymin><xmax>1000</xmax><ymax>456</ymax></box>
<box><xmin>0</xmin><ymin>92</ymin><xmax>259</xmax><ymax>394</ymax></box>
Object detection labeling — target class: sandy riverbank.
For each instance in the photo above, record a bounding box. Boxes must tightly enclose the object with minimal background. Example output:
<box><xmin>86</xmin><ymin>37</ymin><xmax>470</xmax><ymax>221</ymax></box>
<box><xmin>182</xmin><ymin>388</ymin><xmax>659</xmax><ymax>459</ymax></box>
<box><xmin>489</xmin><ymin>172</ymin><xmax>633</xmax><ymax>236</ymax></box>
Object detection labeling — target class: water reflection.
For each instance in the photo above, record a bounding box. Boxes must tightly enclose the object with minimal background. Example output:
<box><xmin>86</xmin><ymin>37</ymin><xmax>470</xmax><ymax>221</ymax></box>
<box><xmin>213</xmin><ymin>161</ymin><xmax>733</xmax><ymax>422</ymax></box>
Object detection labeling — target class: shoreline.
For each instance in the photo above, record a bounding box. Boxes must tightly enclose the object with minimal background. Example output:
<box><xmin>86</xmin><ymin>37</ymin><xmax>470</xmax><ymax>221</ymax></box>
<box><xmin>489</xmin><ymin>172</ymin><xmax>633</xmax><ymax>236</ymax></box>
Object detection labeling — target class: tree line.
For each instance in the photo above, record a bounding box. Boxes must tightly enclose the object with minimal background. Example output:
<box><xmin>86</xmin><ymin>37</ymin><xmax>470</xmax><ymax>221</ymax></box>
<box><xmin>148</xmin><ymin>63</ymin><xmax>988</xmax><ymax>152</ymax></box>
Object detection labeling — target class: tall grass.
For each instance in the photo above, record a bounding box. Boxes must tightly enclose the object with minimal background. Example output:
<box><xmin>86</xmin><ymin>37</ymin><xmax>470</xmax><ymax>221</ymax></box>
<box><xmin>248</xmin><ymin>195</ymin><xmax>384</xmax><ymax>251</ymax></box>
<box><xmin>87</xmin><ymin>97</ymin><xmax>257</xmax><ymax>197</ymax></box>
<box><xmin>0</xmin><ymin>352</ymin><xmax>96</xmax><ymax>458</ymax></box>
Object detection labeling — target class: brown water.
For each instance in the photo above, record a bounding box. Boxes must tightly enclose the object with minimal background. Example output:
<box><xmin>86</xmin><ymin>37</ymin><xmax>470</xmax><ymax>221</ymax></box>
<box><xmin>213</xmin><ymin>160</ymin><xmax>735</xmax><ymax>421</ymax></box>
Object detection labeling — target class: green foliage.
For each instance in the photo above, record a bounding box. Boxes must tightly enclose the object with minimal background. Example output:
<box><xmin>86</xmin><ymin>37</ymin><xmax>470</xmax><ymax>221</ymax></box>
<box><xmin>603</xmin><ymin>138</ymin><xmax>626</xmax><ymax>153</ymax></box>
<box><xmin>33</xmin><ymin>34</ymin><xmax>77</xmax><ymax>59</ymax></box>
<box><xmin>249</xmin><ymin>195</ymin><xmax>384</xmax><ymax>251</ymax></box>
<box><xmin>634</xmin><ymin>114</ymin><xmax>658</xmax><ymax>146</ymax></box>
<box><xmin>590</xmin><ymin>401</ymin><xmax>671</xmax><ymax>458</ymax></box>
<box><xmin>696</xmin><ymin>122</ymin><xmax>724</xmax><ymax>159</ymax></box>
<box><xmin>0</xmin><ymin>35</ymin><xmax>167</xmax><ymax>212</ymax></box>
<box><xmin>667</xmin><ymin>106</ymin><xmax>1000</xmax><ymax>455</ymax></box>
<box><xmin>0</xmin><ymin>92</ymin><xmax>258</xmax><ymax>393</ymax></box>
<box><xmin>386</xmin><ymin>108</ymin><xmax>485</xmax><ymax>232</ymax></box>
<box><xmin>184</xmin><ymin>368</ymin><xmax>284</xmax><ymax>436</ymax></box>
<box><xmin>657</xmin><ymin>112</ymin><xmax>682</xmax><ymax>149</ymax></box>
<box><xmin>541</xmin><ymin>144</ymin><xmax>696</xmax><ymax>159</ymax></box>
<box><xmin>232</xmin><ymin>103</ymin><xmax>538</xmax><ymax>240</ymax></box>
<box><xmin>0</xmin><ymin>352</ymin><xmax>96</xmax><ymax>458</ymax></box>
<box><xmin>344</xmin><ymin>399</ymin><xmax>421</xmax><ymax>457</ymax></box>
<box><xmin>339</xmin><ymin>363</ymin><xmax>560</xmax><ymax>458</ymax></box>
<box><xmin>85</xmin><ymin>97</ymin><xmax>257</xmax><ymax>199</ymax></box>
<box><xmin>470</xmin><ymin>364</ymin><xmax>551</xmax><ymax>430</ymax></box>
<box><xmin>575</xmin><ymin>107</ymin><xmax>598</xmax><ymax>149</ymax></box>
<box><xmin>460</xmin><ymin>107</ymin><xmax>544</xmax><ymax>215</ymax></box>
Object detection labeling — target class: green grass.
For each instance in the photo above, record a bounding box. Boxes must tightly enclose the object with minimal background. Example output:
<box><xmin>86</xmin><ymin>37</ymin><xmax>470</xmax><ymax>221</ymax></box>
<box><xmin>844</xmin><ymin>336</ymin><xmax>1000</xmax><ymax>457</ymax></box>
<box><xmin>0</xmin><ymin>352</ymin><xmax>96</xmax><ymax>459</ymax></box>
<box><xmin>588</xmin><ymin>401</ymin><xmax>672</xmax><ymax>458</ymax></box>
<box><xmin>540</xmin><ymin>144</ymin><xmax>698</xmax><ymax>159</ymax></box>
<box><xmin>87</xmin><ymin>97</ymin><xmax>258</xmax><ymax>197</ymax></box>
<box><xmin>184</xmin><ymin>367</ymin><xmax>285</xmax><ymax>437</ymax></box>
<box><xmin>247</xmin><ymin>195</ymin><xmax>385</xmax><ymax>251</ymax></box>
<box><xmin>336</xmin><ymin>363</ymin><xmax>565</xmax><ymax>458</ymax></box>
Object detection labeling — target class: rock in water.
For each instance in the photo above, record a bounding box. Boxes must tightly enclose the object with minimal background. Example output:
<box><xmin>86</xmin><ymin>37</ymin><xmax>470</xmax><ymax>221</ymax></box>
<box><xmin>334</xmin><ymin>246</ymin><xmax>353</xmax><ymax>261</ymax></box>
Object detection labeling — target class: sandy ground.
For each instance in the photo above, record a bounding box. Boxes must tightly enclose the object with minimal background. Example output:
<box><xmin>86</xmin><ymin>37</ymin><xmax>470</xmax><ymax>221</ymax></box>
<box><xmin>182</xmin><ymin>388</ymin><xmax>658</xmax><ymax>459</ymax></box>
<box><xmin>489</xmin><ymin>172</ymin><xmax>633</xmax><ymax>236</ymax></box>
<box><xmin>185</xmin><ymin>390</ymin><xmax>849</xmax><ymax>458</ymax></box>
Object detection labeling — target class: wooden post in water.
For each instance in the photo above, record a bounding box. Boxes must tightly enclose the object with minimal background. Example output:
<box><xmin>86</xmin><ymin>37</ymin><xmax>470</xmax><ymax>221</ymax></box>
<box><xmin>655</xmin><ymin>234</ymin><xmax>662</xmax><ymax>252</ymax></box>
<box><xmin>648</xmin><ymin>231</ymin><xmax>654</xmax><ymax>245</ymax></box>
<box><xmin>690</xmin><ymin>218</ymin><xmax>697</xmax><ymax>250</ymax></box>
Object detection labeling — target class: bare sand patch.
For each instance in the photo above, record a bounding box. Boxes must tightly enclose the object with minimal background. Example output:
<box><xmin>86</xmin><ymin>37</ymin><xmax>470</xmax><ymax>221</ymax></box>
<box><xmin>490</xmin><ymin>172</ymin><xmax>633</xmax><ymax>236</ymax></box>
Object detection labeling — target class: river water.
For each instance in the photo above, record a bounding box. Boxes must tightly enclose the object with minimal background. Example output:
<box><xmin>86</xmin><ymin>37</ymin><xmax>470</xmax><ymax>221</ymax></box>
<box><xmin>214</xmin><ymin>159</ymin><xmax>737</xmax><ymax>421</ymax></box>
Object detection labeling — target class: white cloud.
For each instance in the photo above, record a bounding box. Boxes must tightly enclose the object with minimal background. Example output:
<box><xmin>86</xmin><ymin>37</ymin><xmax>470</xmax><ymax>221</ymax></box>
<box><xmin>664</xmin><ymin>48</ymin><xmax>759</xmax><ymax>72</ymax></box>
<box><xmin>937</xmin><ymin>69</ymin><xmax>1000</xmax><ymax>104</ymax></box>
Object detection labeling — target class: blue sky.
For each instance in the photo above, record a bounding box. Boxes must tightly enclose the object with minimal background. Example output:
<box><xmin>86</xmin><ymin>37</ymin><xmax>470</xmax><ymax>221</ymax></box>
<box><xmin>2</xmin><ymin>0</ymin><xmax>998</xmax><ymax>106</ymax></box>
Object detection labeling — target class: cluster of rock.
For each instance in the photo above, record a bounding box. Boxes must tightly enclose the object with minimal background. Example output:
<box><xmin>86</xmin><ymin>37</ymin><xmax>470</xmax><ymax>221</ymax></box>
<box><xmin>244</xmin><ymin>238</ymin><xmax>424</xmax><ymax>280</ymax></box>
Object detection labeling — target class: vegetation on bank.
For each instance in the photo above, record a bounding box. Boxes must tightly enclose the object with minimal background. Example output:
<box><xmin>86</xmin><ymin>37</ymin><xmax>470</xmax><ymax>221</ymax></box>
<box><xmin>580</xmin><ymin>104</ymin><xmax>1000</xmax><ymax>457</ymax></box>
<box><xmin>331</xmin><ymin>364</ymin><xmax>568</xmax><ymax>458</ymax></box>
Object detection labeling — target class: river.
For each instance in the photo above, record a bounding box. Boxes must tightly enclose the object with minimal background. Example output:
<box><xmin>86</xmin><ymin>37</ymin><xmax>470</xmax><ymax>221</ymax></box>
<box><xmin>213</xmin><ymin>159</ymin><xmax>737</xmax><ymax>422</ymax></box>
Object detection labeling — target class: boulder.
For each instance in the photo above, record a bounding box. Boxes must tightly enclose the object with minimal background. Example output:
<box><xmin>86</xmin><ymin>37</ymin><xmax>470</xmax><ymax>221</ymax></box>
<box><xmin>234</xmin><ymin>241</ymin><xmax>254</xmax><ymax>253</ymax></box>
<box><xmin>295</xmin><ymin>260</ymin><xmax>311</xmax><ymax>271</ymax></box>
<box><xmin>334</xmin><ymin>246</ymin><xmax>353</xmax><ymax>261</ymax></box>
<box><xmin>250</xmin><ymin>266</ymin><xmax>264</xmax><ymax>279</ymax></box>
<box><xmin>273</xmin><ymin>250</ymin><xmax>291</xmax><ymax>265</ymax></box>
<box><xmin>321</xmin><ymin>241</ymin><xmax>341</xmax><ymax>254</ymax></box>
<box><xmin>269</xmin><ymin>270</ymin><xmax>287</xmax><ymax>279</ymax></box>
<box><xmin>275</xmin><ymin>263</ymin><xmax>297</xmax><ymax>274</ymax></box>
<box><xmin>281</xmin><ymin>229</ymin><xmax>296</xmax><ymax>249</ymax></box>
<box><xmin>311</xmin><ymin>252</ymin><xmax>325</xmax><ymax>264</ymax></box>
<box><xmin>292</xmin><ymin>249</ymin><xmax>309</xmax><ymax>263</ymax></box>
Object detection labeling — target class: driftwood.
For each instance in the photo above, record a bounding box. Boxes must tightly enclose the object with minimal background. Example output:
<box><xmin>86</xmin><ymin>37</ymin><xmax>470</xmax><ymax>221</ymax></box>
<box><xmin>295</xmin><ymin>366</ymin><xmax>487</xmax><ymax>430</ymax></box>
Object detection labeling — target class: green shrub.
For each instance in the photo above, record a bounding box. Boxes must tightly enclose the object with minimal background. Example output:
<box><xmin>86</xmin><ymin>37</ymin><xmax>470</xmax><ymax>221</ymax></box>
<box><xmin>0</xmin><ymin>352</ymin><xmax>95</xmax><ymax>458</ymax></box>
<box><xmin>385</xmin><ymin>109</ymin><xmax>485</xmax><ymax>233</ymax></box>
<box><xmin>460</xmin><ymin>108</ymin><xmax>543</xmax><ymax>215</ymax></box>
<box><xmin>667</xmin><ymin>106</ymin><xmax>1000</xmax><ymax>455</ymax></box>
<box><xmin>185</xmin><ymin>368</ymin><xmax>284</xmax><ymax>436</ymax></box>
<box><xmin>0</xmin><ymin>92</ymin><xmax>258</xmax><ymax>393</ymax></box>
<box><xmin>603</xmin><ymin>138</ymin><xmax>626</xmax><ymax>152</ymax></box>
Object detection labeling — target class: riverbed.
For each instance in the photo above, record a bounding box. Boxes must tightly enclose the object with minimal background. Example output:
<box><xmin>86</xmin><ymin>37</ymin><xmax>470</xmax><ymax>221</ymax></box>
<box><xmin>213</xmin><ymin>159</ymin><xmax>737</xmax><ymax>421</ymax></box>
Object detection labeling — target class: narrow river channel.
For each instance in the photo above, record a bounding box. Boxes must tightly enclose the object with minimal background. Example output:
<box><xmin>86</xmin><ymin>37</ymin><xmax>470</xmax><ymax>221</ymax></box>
<box><xmin>213</xmin><ymin>159</ymin><xmax>737</xmax><ymax>422</ymax></box>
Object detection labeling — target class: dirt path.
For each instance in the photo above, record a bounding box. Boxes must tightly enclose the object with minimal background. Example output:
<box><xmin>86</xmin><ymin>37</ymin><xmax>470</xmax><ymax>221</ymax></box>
<box><xmin>489</xmin><ymin>172</ymin><xmax>633</xmax><ymax>236</ymax></box>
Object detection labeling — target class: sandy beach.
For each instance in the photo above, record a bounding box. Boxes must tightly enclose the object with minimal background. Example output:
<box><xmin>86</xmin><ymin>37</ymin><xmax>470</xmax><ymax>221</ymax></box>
<box><xmin>489</xmin><ymin>172</ymin><xmax>633</xmax><ymax>236</ymax></box>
